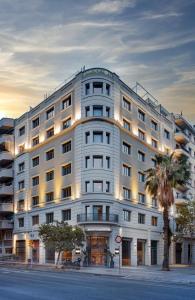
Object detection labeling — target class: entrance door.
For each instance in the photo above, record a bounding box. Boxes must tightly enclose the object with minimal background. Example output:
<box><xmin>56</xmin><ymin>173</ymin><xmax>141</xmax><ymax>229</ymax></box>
<box><xmin>45</xmin><ymin>247</ymin><xmax>55</xmax><ymax>264</ymax></box>
<box><xmin>32</xmin><ymin>240</ymin><xmax>39</xmax><ymax>263</ymax></box>
<box><xmin>16</xmin><ymin>240</ymin><xmax>26</xmax><ymax>261</ymax></box>
<box><xmin>87</xmin><ymin>236</ymin><xmax>108</xmax><ymax>266</ymax></box>
<box><xmin>93</xmin><ymin>206</ymin><xmax>103</xmax><ymax>221</ymax></box>
<box><xmin>176</xmin><ymin>243</ymin><xmax>182</xmax><ymax>264</ymax></box>
<box><xmin>137</xmin><ymin>240</ymin><xmax>145</xmax><ymax>266</ymax></box>
<box><xmin>151</xmin><ymin>240</ymin><xmax>158</xmax><ymax>265</ymax></box>
<box><xmin>122</xmin><ymin>239</ymin><xmax>131</xmax><ymax>266</ymax></box>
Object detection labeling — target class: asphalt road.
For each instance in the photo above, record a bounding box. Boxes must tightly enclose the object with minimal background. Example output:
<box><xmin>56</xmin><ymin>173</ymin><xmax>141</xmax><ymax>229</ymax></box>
<box><xmin>0</xmin><ymin>267</ymin><xmax>195</xmax><ymax>300</ymax></box>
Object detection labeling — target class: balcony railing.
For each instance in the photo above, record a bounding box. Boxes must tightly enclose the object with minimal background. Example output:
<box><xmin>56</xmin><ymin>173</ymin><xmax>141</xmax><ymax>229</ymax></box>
<box><xmin>0</xmin><ymin>168</ymin><xmax>13</xmax><ymax>180</ymax></box>
<box><xmin>0</xmin><ymin>185</ymin><xmax>13</xmax><ymax>196</ymax></box>
<box><xmin>0</xmin><ymin>151</ymin><xmax>13</xmax><ymax>164</ymax></box>
<box><xmin>0</xmin><ymin>220</ymin><xmax>13</xmax><ymax>229</ymax></box>
<box><xmin>77</xmin><ymin>213</ymin><xmax>119</xmax><ymax>224</ymax></box>
<box><xmin>174</xmin><ymin>131</ymin><xmax>189</xmax><ymax>145</ymax></box>
<box><xmin>0</xmin><ymin>202</ymin><xmax>13</xmax><ymax>212</ymax></box>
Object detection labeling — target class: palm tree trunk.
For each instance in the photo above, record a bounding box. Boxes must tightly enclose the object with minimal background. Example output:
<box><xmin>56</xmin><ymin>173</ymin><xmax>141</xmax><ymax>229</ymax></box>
<box><xmin>56</xmin><ymin>251</ymin><xmax>61</xmax><ymax>267</ymax></box>
<box><xmin>162</xmin><ymin>207</ymin><xmax>170</xmax><ymax>271</ymax></box>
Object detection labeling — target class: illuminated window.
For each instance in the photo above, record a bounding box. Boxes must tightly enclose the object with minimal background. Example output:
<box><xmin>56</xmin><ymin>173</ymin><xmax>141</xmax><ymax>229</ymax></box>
<box><xmin>151</xmin><ymin>216</ymin><xmax>158</xmax><ymax>226</ymax></box>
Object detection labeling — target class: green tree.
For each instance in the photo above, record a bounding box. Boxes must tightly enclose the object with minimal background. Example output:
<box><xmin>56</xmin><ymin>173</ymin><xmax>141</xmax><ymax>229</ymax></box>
<box><xmin>39</xmin><ymin>221</ymin><xmax>85</xmax><ymax>265</ymax></box>
<box><xmin>145</xmin><ymin>153</ymin><xmax>190</xmax><ymax>271</ymax></box>
<box><xmin>175</xmin><ymin>201</ymin><xmax>195</xmax><ymax>264</ymax></box>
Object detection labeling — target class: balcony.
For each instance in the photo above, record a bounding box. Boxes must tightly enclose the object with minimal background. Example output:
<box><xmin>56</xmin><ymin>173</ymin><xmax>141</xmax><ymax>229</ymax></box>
<box><xmin>174</xmin><ymin>132</ymin><xmax>189</xmax><ymax>145</ymax></box>
<box><xmin>0</xmin><ymin>185</ymin><xmax>13</xmax><ymax>197</ymax></box>
<box><xmin>174</xmin><ymin>147</ymin><xmax>189</xmax><ymax>158</ymax></box>
<box><xmin>0</xmin><ymin>169</ymin><xmax>13</xmax><ymax>181</ymax></box>
<box><xmin>0</xmin><ymin>151</ymin><xmax>13</xmax><ymax>166</ymax></box>
<box><xmin>0</xmin><ymin>118</ymin><xmax>14</xmax><ymax>133</ymax></box>
<box><xmin>0</xmin><ymin>220</ymin><xmax>13</xmax><ymax>229</ymax></box>
<box><xmin>0</xmin><ymin>203</ymin><xmax>13</xmax><ymax>212</ymax></box>
<box><xmin>0</xmin><ymin>134</ymin><xmax>13</xmax><ymax>145</ymax></box>
<box><xmin>77</xmin><ymin>213</ymin><xmax>119</xmax><ymax>225</ymax></box>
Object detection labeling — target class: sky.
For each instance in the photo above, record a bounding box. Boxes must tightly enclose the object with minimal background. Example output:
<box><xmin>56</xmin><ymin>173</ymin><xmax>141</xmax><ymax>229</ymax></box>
<box><xmin>0</xmin><ymin>0</ymin><xmax>195</xmax><ymax>121</ymax></box>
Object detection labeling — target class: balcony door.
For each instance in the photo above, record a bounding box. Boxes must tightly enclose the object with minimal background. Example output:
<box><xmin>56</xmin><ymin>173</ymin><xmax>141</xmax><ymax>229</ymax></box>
<box><xmin>93</xmin><ymin>206</ymin><xmax>103</xmax><ymax>221</ymax></box>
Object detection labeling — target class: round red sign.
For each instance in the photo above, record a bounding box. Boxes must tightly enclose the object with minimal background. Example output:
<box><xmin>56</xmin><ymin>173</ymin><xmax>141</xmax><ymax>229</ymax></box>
<box><xmin>115</xmin><ymin>235</ymin><xmax>122</xmax><ymax>243</ymax></box>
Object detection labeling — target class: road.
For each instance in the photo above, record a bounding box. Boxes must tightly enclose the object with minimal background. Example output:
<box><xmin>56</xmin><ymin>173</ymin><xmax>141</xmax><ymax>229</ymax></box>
<box><xmin>0</xmin><ymin>267</ymin><xmax>195</xmax><ymax>300</ymax></box>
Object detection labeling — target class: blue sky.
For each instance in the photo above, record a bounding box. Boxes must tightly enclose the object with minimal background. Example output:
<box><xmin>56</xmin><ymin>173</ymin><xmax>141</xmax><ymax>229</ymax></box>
<box><xmin>0</xmin><ymin>0</ymin><xmax>195</xmax><ymax>121</ymax></box>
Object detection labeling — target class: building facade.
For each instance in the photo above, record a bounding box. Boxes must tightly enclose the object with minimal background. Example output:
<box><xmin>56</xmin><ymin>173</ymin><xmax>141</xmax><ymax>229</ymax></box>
<box><xmin>0</xmin><ymin>68</ymin><xmax>194</xmax><ymax>266</ymax></box>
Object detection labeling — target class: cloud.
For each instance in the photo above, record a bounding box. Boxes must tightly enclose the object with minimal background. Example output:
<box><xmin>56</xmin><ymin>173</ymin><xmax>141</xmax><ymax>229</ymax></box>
<box><xmin>88</xmin><ymin>0</ymin><xmax>136</xmax><ymax>14</ymax></box>
<box><xmin>141</xmin><ymin>11</ymin><xmax>183</xmax><ymax>20</ymax></box>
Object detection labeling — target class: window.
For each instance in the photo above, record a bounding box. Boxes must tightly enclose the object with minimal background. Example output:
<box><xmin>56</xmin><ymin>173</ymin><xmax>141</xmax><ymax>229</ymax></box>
<box><xmin>151</xmin><ymin>120</ymin><xmax>158</xmax><ymax>131</ymax></box>
<box><xmin>18</xmin><ymin>144</ymin><xmax>25</xmax><ymax>154</ymax></box>
<box><xmin>62</xmin><ymin>209</ymin><xmax>71</xmax><ymax>221</ymax></box>
<box><xmin>46</xmin><ymin>212</ymin><xmax>54</xmax><ymax>224</ymax></box>
<box><xmin>32</xmin><ymin>156</ymin><xmax>39</xmax><ymax>167</ymax></box>
<box><xmin>46</xmin><ymin>149</ymin><xmax>54</xmax><ymax>160</ymax></box>
<box><xmin>122</xmin><ymin>142</ymin><xmax>131</xmax><ymax>155</ymax></box>
<box><xmin>122</xmin><ymin>164</ymin><xmax>131</xmax><ymax>176</ymax></box>
<box><xmin>19</xmin><ymin>126</ymin><xmax>25</xmax><ymax>136</ymax></box>
<box><xmin>46</xmin><ymin>127</ymin><xmax>54</xmax><ymax>139</ymax></box>
<box><xmin>85</xmin><ymin>132</ymin><xmax>90</xmax><ymax>144</ymax></box>
<box><xmin>32</xmin><ymin>196</ymin><xmax>39</xmax><ymax>207</ymax></box>
<box><xmin>17</xmin><ymin>200</ymin><xmax>24</xmax><ymax>212</ymax></box>
<box><xmin>123</xmin><ymin>210</ymin><xmax>131</xmax><ymax>222</ymax></box>
<box><xmin>85</xmin><ymin>106</ymin><xmax>90</xmax><ymax>117</ymax></box>
<box><xmin>152</xmin><ymin>139</ymin><xmax>158</xmax><ymax>149</ymax></box>
<box><xmin>18</xmin><ymin>180</ymin><xmax>25</xmax><ymax>190</ymax></box>
<box><xmin>106</xmin><ymin>84</ymin><xmax>110</xmax><ymax>96</ymax></box>
<box><xmin>123</xmin><ymin>187</ymin><xmax>131</xmax><ymax>200</ymax></box>
<box><xmin>62</xmin><ymin>163</ymin><xmax>71</xmax><ymax>176</ymax></box>
<box><xmin>106</xmin><ymin>132</ymin><xmax>110</xmax><ymax>144</ymax></box>
<box><xmin>32</xmin><ymin>117</ymin><xmax>39</xmax><ymax>129</ymax></box>
<box><xmin>138</xmin><ymin>193</ymin><xmax>145</xmax><ymax>204</ymax></box>
<box><xmin>151</xmin><ymin>216</ymin><xmax>158</xmax><ymax>226</ymax></box>
<box><xmin>46</xmin><ymin>170</ymin><xmax>54</xmax><ymax>181</ymax></box>
<box><xmin>106</xmin><ymin>181</ymin><xmax>110</xmax><ymax>193</ymax></box>
<box><xmin>123</xmin><ymin>119</ymin><xmax>131</xmax><ymax>131</ymax></box>
<box><xmin>138</xmin><ymin>213</ymin><xmax>145</xmax><ymax>224</ymax></box>
<box><xmin>93</xmin><ymin>131</ymin><xmax>103</xmax><ymax>143</ymax></box>
<box><xmin>138</xmin><ymin>109</ymin><xmax>145</xmax><ymax>122</ymax></box>
<box><xmin>106</xmin><ymin>156</ymin><xmax>110</xmax><ymax>169</ymax></box>
<box><xmin>152</xmin><ymin>198</ymin><xmax>158</xmax><ymax>208</ymax></box>
<box><xmin>123</xmin><ymin>97</ymin><xmax>131</xmax><ymax>111</ymax></box>
<box><xmin>62</xmin><ymin>186</ymin><xmax>72</xmax><ymax>198</ymax></box>
<box><xmin>151</xmin><ymin>158</ymin><xmax>157</xmax><ymax>167</ymax></box>
<box><xmin>85</xmin><ymin>181</ymin><xmax>90</xmax><ymax>192</ymax></box>
<box><xmin>62</xmin><ymin>140</ymin><xmax>71</xmax><ymax>153</ymax></box>
<box><xmin>46</xmin><ymin>192</ymin><xmax>54</xmax><ymax>202</ymax></box>
<box><xmin>18</xmin><ymin>218</ymin><xmax>24</xmax><ymax>228</ymax></box>
<box><xmin>32</xmin><ymin>176</ymin><xmax>39</xmax><ymax>186</ymax></box>
<box><xmin>164</xmin><ymin>129</ymin><xmax>170</xmax><ymax>139</ymax></box>
<box><xmin>93</xmin><ymin>156</ymin><xmax>103</xmax><ymax>168</ymax></box>
<box><xmin>32</xmin><ymin>136</ymin><xmax>39</xmax><ymax>146</ymax></box>
<box><xmin>93</xmin><ymin>82</ymin><xmax>103</xmax><ymax>94</ymax></box>
<box><xmin>18</xmin><ymin>162</ymin><xmax>25</xmax><ymax>172</ymax></box>
<box><xmin>32</xmin><ymin>215</ymin><xmax>39</xmax><ymax>226</ymax></box>
<box><xmin>85</xmin><ymin>156</ymin><xmax>90</xmax><ymax>168</ymax></box>
<box><xmin>138</xmin><ymin>151</ymin><xmax>145</xmax><ymax>162</ymax></box>
<box><xmin>106</xmin><ymin>107</ymin><xmax>110</xmax><ymax>117</ymax></box>
<box><xmin>85</xmin><ymin>83</ymin><xmax>90</xmax><ymax>95</ymax></box>
<box><xmin>63</xmin><ymin>117</ymin><xmax>71</xmax><ymax>129</ymax></box>
<box><xmin>138</xmin><ymin>172</ymin><xmax>145</xmax><ymax>183</ymax></box>
<box><xmin>62</xmin><ymin>95</ymin><xmax>71</xmax><ymax>110</ymax></box>
<box><xmin>93</xmin><ymin>181</ymin><xmax>103</xmax><ymax>193</ymax></box>
<box><xmin>138</xmin><ymin>129</ymin><xmax>145</xmax><ymax>141</ymax></box>
<box><xmin>93</xmin><ymin>105</ymin><xmax>103</xmax><ymax>117</ymax></box>
<box><xmin>46</xmin><ymin>107</ymin><xmax>54</xmax><ymax>120</ymax></box>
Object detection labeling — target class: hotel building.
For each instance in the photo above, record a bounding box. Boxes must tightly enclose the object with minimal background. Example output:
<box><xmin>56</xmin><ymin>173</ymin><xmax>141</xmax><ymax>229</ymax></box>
<box><xmin>0</xmin><ymin>68</ymin><xmax>194</xmax><ymax>266</ymax></box>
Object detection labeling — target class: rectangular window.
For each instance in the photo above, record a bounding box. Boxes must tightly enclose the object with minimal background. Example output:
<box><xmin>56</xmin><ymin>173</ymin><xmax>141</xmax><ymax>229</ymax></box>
<box><xmin>93</xmin><ymin>131</ymin><xmax>103</xmax><ymax>143</ymax></box>
<box><xmin>46</xmin><ymin>107</ymin><xmax>54</xmax><ymax>120</ymax></box>
<box><xmin>18</xmin><ymin>180</ymin><xmax>25</xmax><ymax>190</ymax></box>
<box><xmin>138</xmin><ymin>193</ymin><xmax>145</xmax><ymax>204</ymax></box>
<box><xmin>106</xmin><ymin>84</ymin><xmax>110</xmax><ymax>96</ymax></box>
<box><xmin>85</xmin><ymin>132</ymin><xmax>90</xmax><ymax>144</ymax></box>
<box><xmin>62</xmin><ymin>209</ymin><xmax>71</xmax><ymax>221</ymax></box>
<box><xmin>151</xmin><ymin>120</ymin><xmax>158</xmax><ymax>131</ymax></box>
<box><xmin>62</xmin><ymin>95</ymin><xmax>71</xmax><ymax>110</ymax></box>
<box><xmin>62</xmin><ymin>163</ymin><xmax>71</xmax><ymax>176</ymax></box>
<box><xmin>19</xmin><ymin>126</ymin><xmax>25</xmax><ymax>136</ymax></box>
<box><xmin>93</xmin><ymin>105</ymin><xmax>103</xmax><ymax>117</ymax></box>
<box><xmin>123</xmin><ymin>119</ymin><xmax>131</xmax><ymax>131</ymax></box>
<box><xmin>138</xmin><ymin>129</ymin><xmax>145</xmax><ymax>141</ymax></box>
<box><xmin>93</xmin><ymin>82</ymin><xmax>103</xmax><ymax>94</ymax></box>
<box><xmin>164</xmin><ymin>129</ymin><xmax>170</xmax><ymax>139</ymax></box>
<box><xmin>106</xmin><ymin>156</ymin><xmax>110</xmax><ymax>169</ymax></box>
<box><xmin>32</xmin><ymin>215</ymin><xmax>39</xmax><ymax>226</ymax></box>
<box><xmin>123</xmin><ymin>187</ymin><xmax>131</xmax><ymax>200</ymax></box>
<box><xmin>85</xmin><ymin>83</ymin><xmax>90</xmax><ymax>95</ymax></box>
<box><xmin>85</xmin><ymin>156</ymin><xmax>90</xmax><ymax>168</ymax></box>
<box><xmin>62</xmin><ymin>140</ymin><xmax>71</xmax><ymax>153</ymax></box>
<box><xmin>122</xmin><ymin>142</ymin><xmax>131</xmax><ymax>155</ymax></box>
<box><xmin>17</xmin><ymin>200</ymin><xmax>24</xmax><ymax>212</ymax></box>
<box><xmin>18</xmin><ymin>162</ymin><xmax>25</xmax><ymax>172</ymax></box>
<box><xmin>32</xmin><ymin>176</ymin><xmax>39</xmax><ymax>186</ymax></box>
<box><xmin>138</xmin><ymin>109</ymin><xmax>145</xmax><ymax>122</ymax></box>
<box><xmin>151</xmin><ymin>216</ymin><xmax>158</xmax><ymax>226</ymax></box>
<box><xmin>46</xmin><ymin>127</ymin><xmax>54</xmax><ymax>139</ymax></box>
<box><xmin>152</xmin><ymin>198</ymin><xmax>158</xmax><ymax>208</ymax></box>
<box><xmin>32</xmin><ymin>196</ymin><xmax>39</xmax><ymax>207</ymax></box>
<box><xmin>63</xmin><ymin>117</ymin><xmax>71</xmax><ymax>129</ymax></box>
<box><xmin>46</xmin><ymin>212</ymin><xmax>54</xmax><ymax>224</ymax></box>
<box><xmin>151</xmin><ymin>158</ymin><xmax>157</xmax><ymax>167</ymax></box>
<box><xmin>122</xmin><ymin>164</ymin><xmax>131</xmax><ymax>176</ymax></box>
<box><xmin>32</xmin><ymin>156</ymin><xmax>39</xmax><ymax>167</ymax></box>
<box><xmin>106</xmin><ymin>132</ymin><xmax>110</xmax><ymax>144</ymax></box>
<box><xmin>32</xmin><ymin>117</ymin><xmax>39</xmax><ymax>129</ymax></box>
<box><xmin>32</xmin><ymin>136</ymin><xmax>39</xmax><ymax>146</ymax></box>
<box><xmin>151</xmin><ymin>139</ymin><xmax>157</xmax><ymax>148</ymax></box>
<box><xmin>106</xmin><ymin>181</ymin><xmax>110</xmax><ymax>193</ymax></box>
<box><xmin>46</xmin><ymin>170</ymin><xmax>54</xmax><ymax>181</ymax></box>
<box><xmin>106</xmin><ymin>107</ymin><xmax>110</xmax><ymax>117</ymax></box>
<box><xmin>138</xmin><ymin>151</ymin><xmax>145</xmax><ymax>162</ymax></box>
<box><xmin>93</xmin><ymin>156</ymin><xmax>103</xmax><ymax>168</ymax></box>
<box><xmin>18</xmin><ymin>218</ymin><xmax>24</xmax><ymax>227</ymax></box>
<box><xmin>123</xmin><ymin>97</ymin><xmax>131</xmax><ymax>111</ymax></box>
<box><xmin>123</xmin><ymin>210</ymin><xmax>131</xmax><ymax>222</ymax></box>
<box><xmin>85</xmin><ymin>106</ymin><xmax>90</xmax><ymax>117</ymax></box>
<box><xmin>62</xmin><ymin>186</ymin><xmax>72</xmax><ymax>198</ymax></box>
<box><xmin>93</xmin><ymin>181</ymin><xmax>103</xmax><ymax>193</ymax></box>
<box><xmin>46</xmin><ymin>192</ymin><xmax>54</xmax><ymax>202</ymax></box>
<box><xmin>18</xmin><ymin>144</ymin><xmax>25</xmax><ymax>154</ymax></box>
<box><xmin>85</xmin><ymin>181</ymin><xmax>90</xmax><ymax>192</ymax></box>
<box><xmin>46</xmin><ymin>149</ymin><xmax>54</xmax><ymax>160</ymax></box>
<box><xmin>138</xmin><ymin>213</ymin><xmax>145</xmax><ymax>224</ymax></box>
<box><xmin>138</xmin><ymin>172</ymin><xmax>145</xmax><ymax>183</ymax></box>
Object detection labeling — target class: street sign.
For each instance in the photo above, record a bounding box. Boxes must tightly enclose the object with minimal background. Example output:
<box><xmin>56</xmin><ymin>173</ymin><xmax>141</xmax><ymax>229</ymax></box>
<box><xmin>115</xmin><ymin>235</ymin><xmax>122</xmax><ymax>243</ymax></box>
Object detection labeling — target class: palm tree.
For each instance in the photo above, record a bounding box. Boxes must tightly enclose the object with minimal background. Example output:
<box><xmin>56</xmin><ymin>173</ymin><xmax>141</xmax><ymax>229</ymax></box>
<box><xmin>145</xmin><ymin>153</ymin><xmax>190</xmax><ymax>271</ymax></box>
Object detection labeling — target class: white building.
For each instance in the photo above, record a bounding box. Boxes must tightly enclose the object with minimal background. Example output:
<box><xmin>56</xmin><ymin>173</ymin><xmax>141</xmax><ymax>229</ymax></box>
<box><xmin>1</xmin><ymin>68</ymin><xmax>194</xmax><ymax>266</ymax></box>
